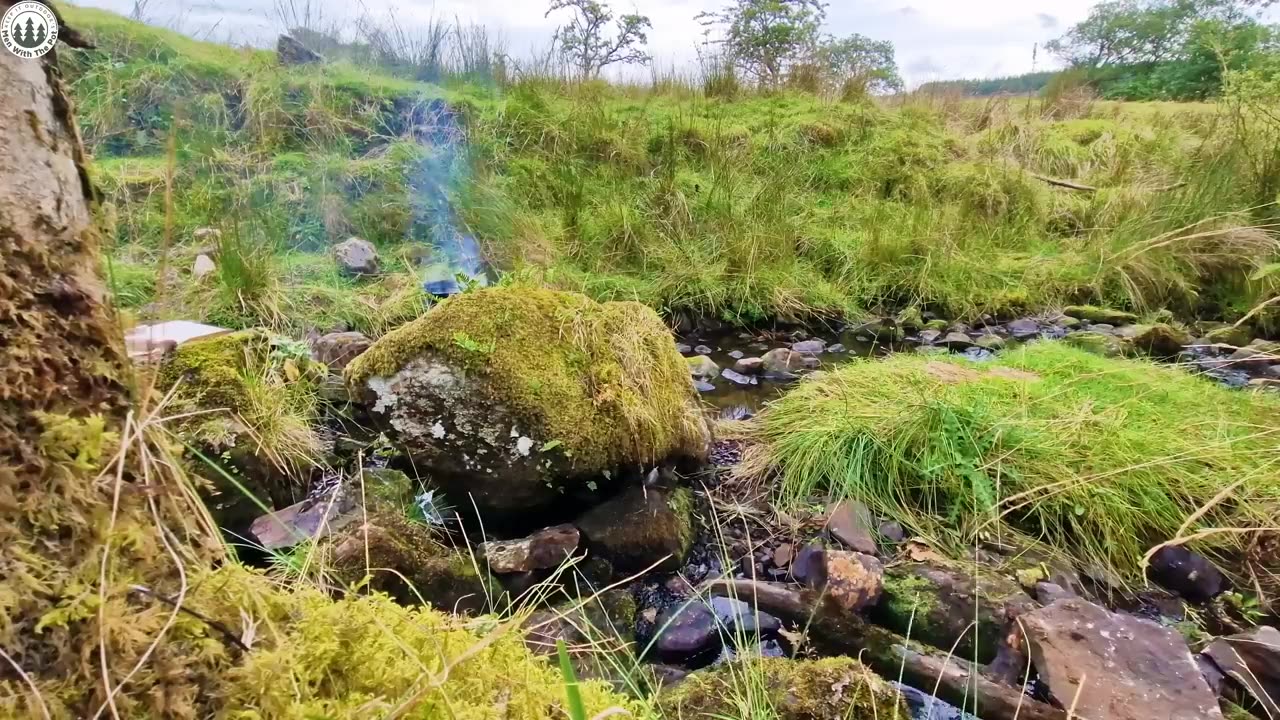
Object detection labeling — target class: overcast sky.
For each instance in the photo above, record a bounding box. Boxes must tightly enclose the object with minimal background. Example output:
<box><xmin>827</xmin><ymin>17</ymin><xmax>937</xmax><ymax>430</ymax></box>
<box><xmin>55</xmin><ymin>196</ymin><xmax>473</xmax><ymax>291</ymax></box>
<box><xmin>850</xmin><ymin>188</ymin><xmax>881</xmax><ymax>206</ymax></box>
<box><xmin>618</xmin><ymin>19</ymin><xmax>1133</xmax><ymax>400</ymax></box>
<box><xmin>72</xmin><ymin>0</ymin><xmax>1110</xmax><ymax>85</ymax></box>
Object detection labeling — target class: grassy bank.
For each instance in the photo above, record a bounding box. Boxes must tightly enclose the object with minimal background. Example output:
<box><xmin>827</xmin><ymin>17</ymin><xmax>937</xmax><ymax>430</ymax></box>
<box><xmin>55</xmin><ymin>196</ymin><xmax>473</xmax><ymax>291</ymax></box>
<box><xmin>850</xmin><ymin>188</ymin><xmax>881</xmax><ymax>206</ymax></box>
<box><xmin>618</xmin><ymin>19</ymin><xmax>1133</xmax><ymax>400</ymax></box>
<box><xmin>63</xmin><ymin>5</ymin><xmax>1280</xmax><ymax>334</ymax></box>
<box><xmin>739</xmin><ymin>342</ymin><xmax>1280</xmax><ymax>583</ymax></box>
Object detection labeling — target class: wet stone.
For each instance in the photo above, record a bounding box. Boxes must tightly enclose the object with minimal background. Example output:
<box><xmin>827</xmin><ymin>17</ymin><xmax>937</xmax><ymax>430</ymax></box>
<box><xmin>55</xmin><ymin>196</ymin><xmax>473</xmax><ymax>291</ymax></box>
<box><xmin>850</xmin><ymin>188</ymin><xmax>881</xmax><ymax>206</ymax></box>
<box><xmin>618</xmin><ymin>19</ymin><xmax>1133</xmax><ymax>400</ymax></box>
<box><xmin>694</xmin><ymin>344</ymin><xmax>714</xmax><ymax>355</ymax></box>
<box><xmin>728</xmin><ymin>349</ymin><xmax>745</xmax><ymax>360</ymax></box>
<box><xmin>653</xmin><ymin>602</ymin><xmax>721</xmax><ymax>664</ymax></box>
<box><xmin>791</xmin><ymin>339</ymin><xmax>826</xmax><ymax>355</ymax></box>
<box><xmin>675</xmin><ymin>343</ymin><xmax>692</xmax><ymax>354</ymax></box>
<box><xmin>721</xmin><ymin>368</ymin><xmax>758</xmax><ymax>387</ymax></box>
<box><xmin>733</xmin><ymin>357</ymin><xmax>764</xmax><ymax>375</ymax></box>
<box><xmin>1005</xmin><ymin>318</ymin><xmax>1041</xmax><ymax>340</ymax></box>
<box><xmin>708</xmin><ymin>596</ymin><xmax>782</xmax><ymax>639</ymax></box>
<box><xmin>827</xmin><ymin>343</ymin><xmax>846</xmax><ymax>353</ymax></box>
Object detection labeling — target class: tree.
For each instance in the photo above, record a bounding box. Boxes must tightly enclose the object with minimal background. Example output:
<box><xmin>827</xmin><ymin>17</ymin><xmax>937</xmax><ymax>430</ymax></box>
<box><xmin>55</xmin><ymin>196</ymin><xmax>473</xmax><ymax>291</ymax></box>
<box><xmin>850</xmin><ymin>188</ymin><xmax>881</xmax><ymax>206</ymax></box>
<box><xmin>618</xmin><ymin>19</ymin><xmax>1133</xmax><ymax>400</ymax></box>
<box><xmin>1047</xmin><ymin>0</ymin><xmax>1279</xmax><ymax>99</ymax></box>
<box><xmin>816</xmin><ymin>33</ymin><xmax>903</xmax><ymax>95</ymax></box>
<box><xmin>697</xmin><ymin>0</ymin><xmax>827</xmax><ymax>87</ymax></box>
<box><xmin>546</xmin><ymin>0</ymin><xmax>652</xmax><ymax>77</ymax></box>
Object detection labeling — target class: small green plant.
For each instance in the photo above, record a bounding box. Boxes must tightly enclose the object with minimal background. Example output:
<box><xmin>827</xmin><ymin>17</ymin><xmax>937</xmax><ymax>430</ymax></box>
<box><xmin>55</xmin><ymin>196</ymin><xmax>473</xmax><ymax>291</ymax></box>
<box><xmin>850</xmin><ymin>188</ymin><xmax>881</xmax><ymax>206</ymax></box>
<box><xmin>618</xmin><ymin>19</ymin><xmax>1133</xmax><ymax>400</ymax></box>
<box><xmin>451</xmin><ymin>331</ymin><xmax>496</xmax><ymax>355</ymax></box>
<box><xmin>556</xmin><ymin>639</ymin><xmax>588</xmax><ymax>720</ymax></box>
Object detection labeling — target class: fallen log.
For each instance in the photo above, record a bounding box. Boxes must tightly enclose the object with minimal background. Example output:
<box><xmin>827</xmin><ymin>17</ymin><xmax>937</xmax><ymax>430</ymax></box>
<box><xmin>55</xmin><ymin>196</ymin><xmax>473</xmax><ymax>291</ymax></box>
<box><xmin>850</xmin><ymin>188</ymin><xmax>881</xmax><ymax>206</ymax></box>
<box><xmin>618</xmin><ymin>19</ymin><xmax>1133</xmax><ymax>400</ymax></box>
<box><xmin>704</xmin><ymin>578</ymin><xmax>1066</xmax><ymax>720</ymax></box>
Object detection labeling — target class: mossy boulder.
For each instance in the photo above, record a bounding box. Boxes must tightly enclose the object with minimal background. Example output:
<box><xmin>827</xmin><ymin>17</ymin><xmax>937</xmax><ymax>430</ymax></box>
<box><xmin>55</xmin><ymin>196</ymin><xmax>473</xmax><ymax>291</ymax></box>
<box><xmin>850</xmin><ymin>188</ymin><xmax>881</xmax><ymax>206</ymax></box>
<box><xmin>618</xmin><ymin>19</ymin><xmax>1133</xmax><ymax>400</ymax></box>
<box><xmin>575</xmin><ymin>486</ymin><xmax>694</xmax><ymax>574</ymax></box>
<box><xmin>345</xmin><ymin>287</ymin><xmax>710</xmax><ymax>515</ymax></box>
<box><xmin>870</xmin><ymin>559</ymin><xmax>1037</xmax><ymax>664</ymax></box>
<box><xmin>1125</xmin><ymin>323</ymin><xmax>1192</xmax><ymax>357</ymax></box>
<box><xmin>1063</xmin><ymin>305</ymin><xmax>1139</xmax><ymax>326</ymax></box>
<box><xmin>328</xmin><ymin>510</ymin><xmax>494</xmax><ymax>613</ymax></box>
<box><xmin>657</xmin><ymin>657</ymin><xmax>907</xmax><ymax>719</ymax></box>
<box><xmin>1063</xmin><ymin>330</ymin><xmax>1128</xmax><ymax>357</ymax></box>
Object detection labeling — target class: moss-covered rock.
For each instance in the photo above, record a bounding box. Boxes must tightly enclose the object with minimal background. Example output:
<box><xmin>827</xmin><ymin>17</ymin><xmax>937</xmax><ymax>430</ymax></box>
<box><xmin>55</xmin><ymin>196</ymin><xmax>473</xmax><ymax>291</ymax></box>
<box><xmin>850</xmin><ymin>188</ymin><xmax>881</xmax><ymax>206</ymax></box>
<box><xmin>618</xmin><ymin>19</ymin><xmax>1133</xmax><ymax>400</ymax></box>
<box><xmin>1126</xmin><ymin>323</ymin><xmax>1192</xmax><ymax>357</ymax></box>
<box><xmin>576</xmin><ymin>486</ymin><xmax>694</xmax><ymax>574</ymax></box>
<box><xmin>1063</xmin><ymin>330</ymin><xmax>1128</xmax><ymax>357</ymax></box>
<box><xmin>345</xmin><ymin>287</ymin><xmax>710</xmax><ymax>515</ymax></box>
<box><xmin>657</xmin><ymin>657</ymin><xmax>907</xmax><ymax>719</ymax></box>
<box><xmin>1063</xmin><ymin>305</ymin><xmax>1139</xmax><ymax>325</ymax></box>
<box><xmin>328</xmin><ymin>510</ymin><xmax>494</xmax><ymax>612</ymax></box>
<box><xmin>870</xmin><ymin>560</ymin><xmax>1036</xmax><ymax>664</ymax></box>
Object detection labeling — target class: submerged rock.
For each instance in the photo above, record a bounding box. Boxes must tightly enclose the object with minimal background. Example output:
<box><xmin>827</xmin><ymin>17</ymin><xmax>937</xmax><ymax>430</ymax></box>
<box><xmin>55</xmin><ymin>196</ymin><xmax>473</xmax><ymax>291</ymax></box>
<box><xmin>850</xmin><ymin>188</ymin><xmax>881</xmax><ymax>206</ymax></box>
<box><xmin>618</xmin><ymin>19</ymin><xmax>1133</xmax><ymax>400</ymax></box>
<box><xmin>333</xmin><ymin>237</ymin><xmax>379</xmax><ymax>277</ymax></box>
<box><xmin>658</xmin><ymin>657</ymin><xmax>907</xmax><ymax>719</ymax></box>
<box><xmin>576</xmin><ymin>486</ymin><xmax>694</xmax><ymax>574</ymax></box>
<box><xmin>686</xmin><ymin>354</ymin><xmax>721</xmax><ymax>380</ymax></box>
<box><xmin>720</xmin><ymin>368</ymin><xmax>757</xmax><ymax>386</ymax></box>
<box><xmin>1063</xmin><ymin>305</ymin><xmax>1139</xmax><ymax>326</ymax></box>
<box><xmin>346</xmin><ymin>288</ymin><xmax>709</xmax><ymax>516</ymax></box>
<box><xmin>1022</xmin><ymin>598</ymin><xmax>1222</xmax><ymax>720</ymax></box>
<box><xmin>761</xmin><ymin>348</ymin><xmax>816</xmax><ymax>375</ymax></box>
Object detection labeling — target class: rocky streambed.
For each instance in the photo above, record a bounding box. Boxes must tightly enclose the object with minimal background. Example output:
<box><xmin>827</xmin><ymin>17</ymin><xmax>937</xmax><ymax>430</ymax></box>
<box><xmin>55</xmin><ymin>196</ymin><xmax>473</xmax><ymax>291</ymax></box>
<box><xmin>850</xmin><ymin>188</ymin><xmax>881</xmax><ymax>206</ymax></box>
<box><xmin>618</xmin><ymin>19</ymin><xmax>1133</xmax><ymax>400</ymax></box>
<box><xmin>154</xmin><ymin>290</ymin><xmax>1280</xmax><ymax>720</ymax></box>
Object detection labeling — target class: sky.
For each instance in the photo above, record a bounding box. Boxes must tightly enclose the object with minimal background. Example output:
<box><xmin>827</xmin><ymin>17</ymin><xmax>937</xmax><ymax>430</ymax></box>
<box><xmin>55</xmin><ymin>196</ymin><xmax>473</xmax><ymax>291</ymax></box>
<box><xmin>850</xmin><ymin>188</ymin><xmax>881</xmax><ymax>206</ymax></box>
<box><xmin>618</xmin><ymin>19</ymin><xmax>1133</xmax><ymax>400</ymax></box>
<box><xmin>72</xmin><ymin>0</ymin><xmax>1108</xmax><ymax>86</ymax></box>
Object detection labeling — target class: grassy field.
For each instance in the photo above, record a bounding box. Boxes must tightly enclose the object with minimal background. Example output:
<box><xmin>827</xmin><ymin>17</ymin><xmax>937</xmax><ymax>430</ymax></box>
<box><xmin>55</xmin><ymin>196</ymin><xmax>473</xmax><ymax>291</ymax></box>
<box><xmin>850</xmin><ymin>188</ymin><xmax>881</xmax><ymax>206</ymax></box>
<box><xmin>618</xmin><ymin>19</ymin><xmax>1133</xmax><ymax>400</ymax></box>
<box><xmin>61</xmin><ymin>5</ymin><xmax>1280</xmax><ymax>336</ymax></box>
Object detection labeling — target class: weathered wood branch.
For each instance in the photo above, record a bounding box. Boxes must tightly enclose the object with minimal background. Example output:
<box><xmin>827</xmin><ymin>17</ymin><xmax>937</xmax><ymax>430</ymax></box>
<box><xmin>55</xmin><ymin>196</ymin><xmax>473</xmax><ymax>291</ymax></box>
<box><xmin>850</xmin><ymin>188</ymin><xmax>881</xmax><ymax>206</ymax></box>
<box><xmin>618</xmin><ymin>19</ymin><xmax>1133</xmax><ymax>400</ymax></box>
<box><xmin>704</xmin><ymin>578</ymin><xmax>1067</xmax><ymax>720</ymax></box>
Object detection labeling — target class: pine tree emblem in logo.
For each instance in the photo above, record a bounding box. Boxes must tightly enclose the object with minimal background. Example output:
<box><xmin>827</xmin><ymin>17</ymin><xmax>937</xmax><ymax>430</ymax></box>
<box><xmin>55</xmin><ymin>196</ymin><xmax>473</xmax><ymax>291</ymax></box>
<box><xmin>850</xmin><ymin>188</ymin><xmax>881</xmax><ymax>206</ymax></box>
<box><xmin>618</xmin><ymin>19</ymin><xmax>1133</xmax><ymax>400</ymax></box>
<box><xmin>2</xmin><ymin>2</ymin><xmax>59</xmax><ymax>58</ymax></box>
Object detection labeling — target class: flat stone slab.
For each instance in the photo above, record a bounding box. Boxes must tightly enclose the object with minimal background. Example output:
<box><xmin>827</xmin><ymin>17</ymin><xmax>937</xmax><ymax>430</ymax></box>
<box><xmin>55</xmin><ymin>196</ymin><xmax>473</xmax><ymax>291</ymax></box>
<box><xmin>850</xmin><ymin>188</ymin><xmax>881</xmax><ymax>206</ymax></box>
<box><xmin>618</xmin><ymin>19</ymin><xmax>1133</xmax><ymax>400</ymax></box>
<box><xmin>250</xmin><ymin>491</ymin><xmax>359</xmax><ymax>551</ymax></box>
<box><xmin>125</xmin><ymin>320</ymin><xmax>231</xmax><ymax>360</ymax></box>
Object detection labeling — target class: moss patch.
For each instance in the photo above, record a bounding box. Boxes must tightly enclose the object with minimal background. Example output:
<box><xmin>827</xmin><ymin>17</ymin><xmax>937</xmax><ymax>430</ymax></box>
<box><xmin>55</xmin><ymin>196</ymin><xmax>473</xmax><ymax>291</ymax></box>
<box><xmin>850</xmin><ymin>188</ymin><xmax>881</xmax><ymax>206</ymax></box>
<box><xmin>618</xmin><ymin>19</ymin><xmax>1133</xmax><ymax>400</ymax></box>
<box><xmin>347</xmin><ymin>286</ymin><xmax>708</xmax><ymax>473</ymax></box>
<box><xmin>188</xmin><ymin>564</ymin><xmax>640</xmax><ymax>718</ymax></box>
<box><xmin>657</xmin><ymin>657</ymin><xmax>906</xmax><ymax>719</ymax></box>
<box><xmin>1063</xmin><ymin>305</ymin><xmax>1139</xmax><ymax>325</ymax></box>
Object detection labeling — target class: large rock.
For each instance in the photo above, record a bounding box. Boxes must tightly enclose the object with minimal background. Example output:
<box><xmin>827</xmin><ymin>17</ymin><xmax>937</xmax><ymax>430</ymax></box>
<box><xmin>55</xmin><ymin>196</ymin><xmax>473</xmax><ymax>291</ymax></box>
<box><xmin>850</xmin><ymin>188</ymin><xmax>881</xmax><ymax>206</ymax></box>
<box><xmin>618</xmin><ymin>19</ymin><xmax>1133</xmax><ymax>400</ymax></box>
<box><xmin>312</xmin><ymin>331</ymin><xmax>372</xmax><ymax>372</ymax></box>
<box><xmin>1205</xmin><ymin>325</ymin><xmax>1252</xmax><ymax>347</ymax></box>
<box><xmin>1022</xmin><ymin>598</ymin><xmax>1223</xmax><ymax>720</ymax></box>
<box><xmin>651</xmin><ymin>601</ymin><xmax>719</xmax><ymax>663</ymax></box>
<box><xmin>1063</xmin><ymin>330</ymin><xmax>1127</xmax><ymax>357</ymax></box>
<box><xmin>479</xmin><ymin>524</ymin><xmax>579</xmax><ymax>574</ymax></box>
<box><xmin>1063</xmin><ymin>305</ymin><xmax>1139</xmax><ymax>326</ymax></box>
<box><xmin>1127</xmin><ymin>323</ymin><xmax>1192</xmax><ymax>357</ymax></box>
<box><xmin>345</xmin><ymin>288</ymin><xmax>709</xmax><ymax>515</ymax></box>
<box><xmin>333</xmin><ymin>237</ymin><xmax>379</xmax><ymax>277</ymax></box>
<box><xmin>658</xmin><ymin>657</ymin><xmax>906</xmax><ymax>719</ymax></box>
<box><xmin>686</xmin><ymin>355</ymin><xmax>720</xmax><ymax>380</ymax></box>
<box><xmin>1147</xmin><ymin>545</ymin><xmax>1226</xmax><ymax>602</ymax></box>
<box><xmin>871</xmin><ymin>559</ymin><xmax>1036</xmax><ymax>663</ymax></box>
<box><xmin>277</xmin><ymin>34</ymin><xmax>323</xmax><ymax>65</ymax></box>
<box><xmin>576</xmin><ymin>486</ymin><xmax>694</xmax><ymax>574</ymax></box>
<box><xmin>1204</xmin><ymin>625</ymin><xmax>1280</xmax><ymax>717</ymax></box>
<box><xmin>824</xmin><ymin>549</ymin><xmax>883</xmax><ymax>612</ymax></box>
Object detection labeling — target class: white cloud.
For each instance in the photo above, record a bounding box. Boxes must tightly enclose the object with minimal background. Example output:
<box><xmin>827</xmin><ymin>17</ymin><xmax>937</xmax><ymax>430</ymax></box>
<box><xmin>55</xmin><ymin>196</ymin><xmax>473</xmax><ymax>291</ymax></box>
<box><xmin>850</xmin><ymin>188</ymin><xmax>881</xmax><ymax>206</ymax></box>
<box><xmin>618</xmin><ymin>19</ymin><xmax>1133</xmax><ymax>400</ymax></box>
<box><xmin>70</xmin><ymin>0</ymin><xmax>1104</xmax><ymax>84</ymax></box>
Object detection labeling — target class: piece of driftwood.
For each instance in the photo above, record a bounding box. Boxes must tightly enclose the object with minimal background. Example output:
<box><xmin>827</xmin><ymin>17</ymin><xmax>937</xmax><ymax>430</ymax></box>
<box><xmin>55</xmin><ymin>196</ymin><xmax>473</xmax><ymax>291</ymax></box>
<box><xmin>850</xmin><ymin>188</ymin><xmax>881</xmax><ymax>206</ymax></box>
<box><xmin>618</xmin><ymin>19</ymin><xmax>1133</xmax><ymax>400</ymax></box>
<box><xmin>704</xmin><ymin>578</ymin><xmax>1067</xmax><ymax>720</ymax></box>
<box><xmin>1030</xmin><ymin>173</ymin><xmax>1099</xmax><ymax>192</ymax></box>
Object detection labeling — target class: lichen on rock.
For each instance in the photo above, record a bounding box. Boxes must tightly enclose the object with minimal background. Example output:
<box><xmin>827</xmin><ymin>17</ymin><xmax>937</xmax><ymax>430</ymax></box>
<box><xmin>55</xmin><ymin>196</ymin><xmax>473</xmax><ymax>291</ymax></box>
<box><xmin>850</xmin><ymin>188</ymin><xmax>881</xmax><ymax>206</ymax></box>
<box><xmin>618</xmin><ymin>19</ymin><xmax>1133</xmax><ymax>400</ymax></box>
<box><xmin>345</xmin><ymin>286</ymin><xmax>710</xmax><ymax>514</ymax></box>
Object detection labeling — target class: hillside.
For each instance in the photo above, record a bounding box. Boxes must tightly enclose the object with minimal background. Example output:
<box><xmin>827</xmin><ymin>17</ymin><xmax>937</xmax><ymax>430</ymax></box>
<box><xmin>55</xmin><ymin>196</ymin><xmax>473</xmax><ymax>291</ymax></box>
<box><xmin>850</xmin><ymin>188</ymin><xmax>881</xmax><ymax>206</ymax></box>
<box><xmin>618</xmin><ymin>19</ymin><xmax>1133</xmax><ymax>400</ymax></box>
<box><xmin>61</xmin><ymin>5</ymin><xmax>1279</xmax><ymax>335</ymax></box>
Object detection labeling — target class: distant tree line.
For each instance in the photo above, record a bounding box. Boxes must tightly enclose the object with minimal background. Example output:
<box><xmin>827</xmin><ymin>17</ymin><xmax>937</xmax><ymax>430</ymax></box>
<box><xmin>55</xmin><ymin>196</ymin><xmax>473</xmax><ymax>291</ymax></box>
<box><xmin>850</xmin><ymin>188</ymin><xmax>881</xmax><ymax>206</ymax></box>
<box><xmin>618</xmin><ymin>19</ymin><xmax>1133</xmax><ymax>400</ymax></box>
<box><xmin>1048</xmin><ymin>0</ymin><xmax>1279</xmax><ymax>100</ymax></box>
<box><xmin>917</xmin><ymin>71</ymin><xmax>1060</xmax><ymax>97</ymax></box>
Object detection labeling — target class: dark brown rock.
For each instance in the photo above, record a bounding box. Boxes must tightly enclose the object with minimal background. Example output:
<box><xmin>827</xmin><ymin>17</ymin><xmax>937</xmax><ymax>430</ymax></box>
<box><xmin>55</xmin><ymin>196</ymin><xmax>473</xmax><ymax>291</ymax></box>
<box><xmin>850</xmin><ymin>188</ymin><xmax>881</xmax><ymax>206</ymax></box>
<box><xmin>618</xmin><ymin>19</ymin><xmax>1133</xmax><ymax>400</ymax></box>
<box><xmin>826</xmin><ymin>499</ymin><xmax>877</xmax><ymax>555</ymax></box>
<box><xmin>1204</xmin><ymin>625</ymin><xmax>1280</xmax><ymax>717</ymax></box>
<box><xmin>312</xmin><ymin>331</ymin><xmax>372</xmax><ymax>372</ymax></box>
<box><xmin>576</xmin><ymin>486</ymin><xmax>694</xmax><ymax>574</ymax></box>
<box><xmin>653</xmin><ymin>602</ymin><xmax>720</xmax><ymax>662</ymax></box>
<box><xmin>1147</xmin><ymin>545</ymin><xmax>1226</xmax><ymax>602</ymax></box>
<box><xmin>479</xmin><ymin>524</ymin><xmax>579</xmax><ymax>574</ymax></box>
<box><xmin>277</xmin><ymin>34</ymin><xmax>323</xmax><ymax>65</ymax></box>
<box><xmin>790</xmin><ymin>543</ymin><xmax>826</xmax><ymax>588</ymax></box>
<box><xmin>1022</xmin><ymin>598</ymin><xmax>1222</xmax><ymax>720</ymax></box>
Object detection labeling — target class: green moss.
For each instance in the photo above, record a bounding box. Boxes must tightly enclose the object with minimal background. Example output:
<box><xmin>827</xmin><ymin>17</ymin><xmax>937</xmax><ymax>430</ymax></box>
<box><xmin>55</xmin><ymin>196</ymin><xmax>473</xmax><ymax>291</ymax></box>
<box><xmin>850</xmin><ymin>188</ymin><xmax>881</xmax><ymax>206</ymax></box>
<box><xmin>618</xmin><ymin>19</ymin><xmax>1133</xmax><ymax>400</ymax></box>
<box><xmin>1126</xmin><ymin>323</ymin><xmax>1192</xmax><ymax>357</ymax></box>
<box><xmin>158</xmin><ymin>330</ymin><xmax>269</xmax><ymax>413</ymax></box>
<box><xmin>1063</xmin><ymin>305</ymin><xmax>1139</xmax><ymax>325</ymax></box>
<box><xmin>347</xmin><ymin>286</ymin><xmax>707</xmax><ymax>472</ymax></box>
<box><xmin>657</xmin><ymin>657</ymin><xmax>906</xmax><ymax>719</ymax></box>
<box><xmin>1205</xmin><ymin>325</ymin><xmax>1253</xmax><ymax>346</ymax></box>
<box><xmin>187</xmin><ymin>564</ymin><xmax>640</xmax><ymax>718</ymax></box>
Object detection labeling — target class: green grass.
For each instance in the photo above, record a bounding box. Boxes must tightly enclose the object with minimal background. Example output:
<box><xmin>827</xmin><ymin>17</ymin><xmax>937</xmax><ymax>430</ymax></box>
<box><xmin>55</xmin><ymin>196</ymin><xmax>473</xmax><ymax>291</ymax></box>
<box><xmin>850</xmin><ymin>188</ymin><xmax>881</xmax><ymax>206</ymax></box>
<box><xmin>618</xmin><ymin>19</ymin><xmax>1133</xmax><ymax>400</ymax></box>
<box><xmin>63</xmin><ymin>4</ymin><xmax>1280</xmax><ymax>332</ymax></box>
<box><xmin>742</xmin><ymin>342</ymin><xmax>1280</xmax><ymax>583</ymax></box>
